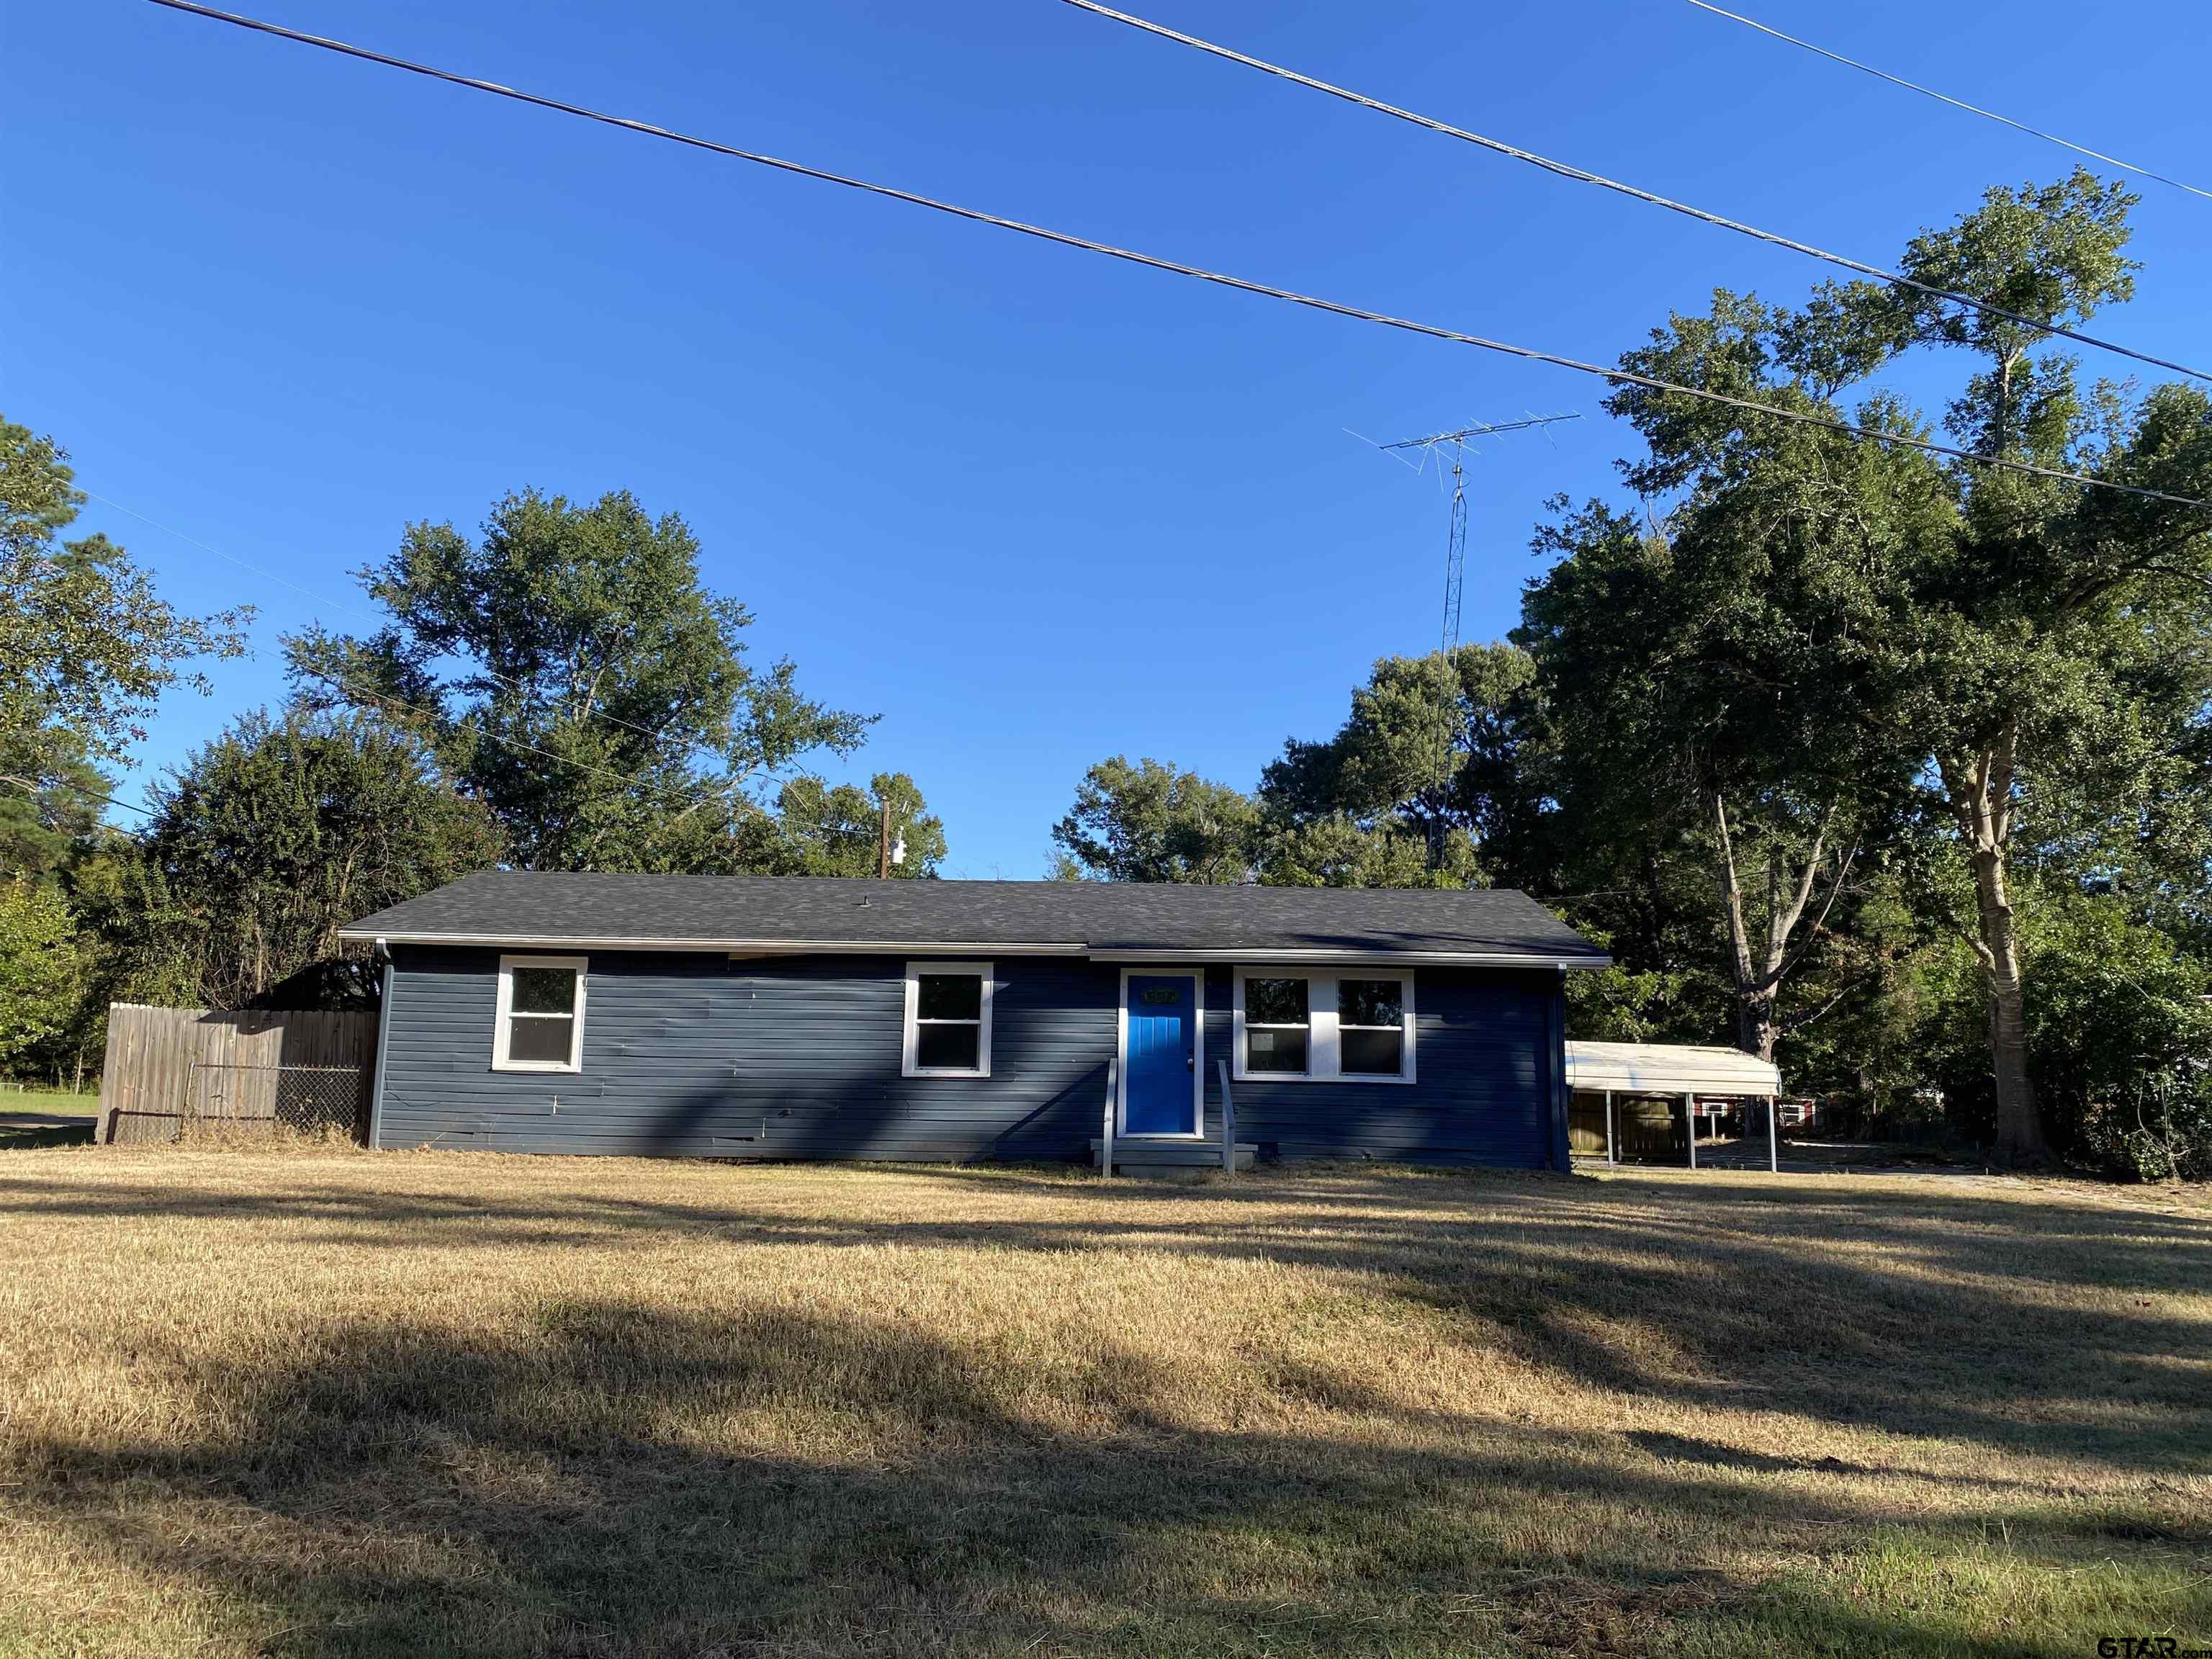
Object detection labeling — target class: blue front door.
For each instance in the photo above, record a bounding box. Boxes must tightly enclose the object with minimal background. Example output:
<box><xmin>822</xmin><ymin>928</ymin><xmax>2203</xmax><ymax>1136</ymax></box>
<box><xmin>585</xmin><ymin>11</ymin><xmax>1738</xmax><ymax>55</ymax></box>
<box><xmin>1124</xmin><ymin>975</ymin><xmax>1197</xmax><ymax>1135</ymax></box>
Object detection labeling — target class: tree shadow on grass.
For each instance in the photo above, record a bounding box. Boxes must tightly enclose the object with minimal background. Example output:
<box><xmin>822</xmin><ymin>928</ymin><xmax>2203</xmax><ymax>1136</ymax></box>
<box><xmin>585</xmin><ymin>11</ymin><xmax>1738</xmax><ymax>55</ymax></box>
<box><xmin>9</xmin><ymin>1160</ymin><xmax>2209</xmax><ymax>1478</ymax></box>
<box><xmin>0</xmin><ymin>1115</ymin><xmax>94</xmax><ymax>1150</ymax></box>
<box><xmin>19</xmin><ymin>1298</ymin><xmax>2207</xmax><ymax>1658</ymax></box>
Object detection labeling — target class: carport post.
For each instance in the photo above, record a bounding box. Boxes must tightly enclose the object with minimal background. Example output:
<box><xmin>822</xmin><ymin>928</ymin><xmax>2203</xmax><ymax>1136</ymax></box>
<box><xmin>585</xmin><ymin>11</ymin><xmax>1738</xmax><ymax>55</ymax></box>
<box><xmin>1684</xmin><ymin>1092</ymin><xmax>1697</xmax><ymax>1170</ymax></box>
<box><xmin>1604</xmin><ymin>1089</ymin><xmax>1616</xmax><ymax>1165</ymax></box>
<box><xmin>1768</xmin><ymin>1093</ymin><xmax>1779</xmax><ymax>1173</ymax></box>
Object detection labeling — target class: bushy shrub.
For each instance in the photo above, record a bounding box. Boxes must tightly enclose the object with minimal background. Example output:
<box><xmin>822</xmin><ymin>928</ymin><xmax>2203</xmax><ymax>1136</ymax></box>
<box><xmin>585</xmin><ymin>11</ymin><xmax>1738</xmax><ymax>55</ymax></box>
<box><xmin>0</xmin><ymin>879</ymin><xmax>81</xmax><ymax>1076</ymax></box>
<box><xmin>1907</xmin><ymin>896</ymin><xmax>2211</xmax><ymax>1179</ymax></box>
<box><xmin>2026</xmin><ymin>911</ymin><xmax>2203</xmax><ymax>1185</ymax></box>
<box><xmin>2024</xmin><ymin>904</ymin><xmax>2211</xmax><ymax>1181</ymax></box>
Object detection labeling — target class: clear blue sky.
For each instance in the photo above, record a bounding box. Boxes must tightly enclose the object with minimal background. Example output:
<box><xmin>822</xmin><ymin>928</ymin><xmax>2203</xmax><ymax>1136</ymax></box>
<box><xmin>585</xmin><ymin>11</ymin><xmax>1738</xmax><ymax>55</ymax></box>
<box><xmin>7</xmin><ymin>0</ymin><xmax>2210</xmax><ymax>876</ymax></box>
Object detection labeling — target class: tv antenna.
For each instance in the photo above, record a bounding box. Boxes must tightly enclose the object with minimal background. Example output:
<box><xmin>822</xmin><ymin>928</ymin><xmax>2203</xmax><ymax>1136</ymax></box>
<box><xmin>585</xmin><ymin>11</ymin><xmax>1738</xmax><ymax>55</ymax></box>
<box><xmin>1349</xmin><ymin>410</ymin><xmax>1581</xmax><ymax>872</ymax></box>
<box><xmin>1358</xmin><ymin>413</ymin><xmax>1581</xmax><ymax>651</ymax></box>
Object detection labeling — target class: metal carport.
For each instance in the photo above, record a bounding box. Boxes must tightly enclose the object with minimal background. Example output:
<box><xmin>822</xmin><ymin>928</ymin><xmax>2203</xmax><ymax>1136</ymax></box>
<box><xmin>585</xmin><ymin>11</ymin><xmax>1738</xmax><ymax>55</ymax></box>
<box><xmin>1564</xmin><ymin>1041</ymin><xmax>1785</xmax><ymax>1172</ymax></box>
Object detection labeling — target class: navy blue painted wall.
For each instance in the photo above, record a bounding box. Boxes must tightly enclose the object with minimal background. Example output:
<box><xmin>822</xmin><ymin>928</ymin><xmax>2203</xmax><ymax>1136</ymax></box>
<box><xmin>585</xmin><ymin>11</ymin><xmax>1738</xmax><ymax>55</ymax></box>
<box><xmin>375</xmin><ymin>947</ymin><xmax>1565</xmax><ymax>1168</ymax></box>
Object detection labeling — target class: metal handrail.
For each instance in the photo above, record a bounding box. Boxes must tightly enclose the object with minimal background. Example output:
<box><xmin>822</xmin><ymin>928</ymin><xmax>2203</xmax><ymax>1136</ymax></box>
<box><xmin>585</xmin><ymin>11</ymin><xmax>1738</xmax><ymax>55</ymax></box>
<box><xmin>1100</xmin><ymin>1057</ymin><xmax>1118</xmax><ymax>1179</ymax></box>
<box><xmin>1215</xmin><ymin>1058</ymin><xmax>1236</xmax><ymax>1177</ymax></box>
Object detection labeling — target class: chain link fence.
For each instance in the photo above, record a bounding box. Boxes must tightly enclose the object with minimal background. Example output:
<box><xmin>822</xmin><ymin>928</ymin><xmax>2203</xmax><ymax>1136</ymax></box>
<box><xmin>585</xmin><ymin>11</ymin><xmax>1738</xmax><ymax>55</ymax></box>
<box><xmin>179</xmin><ymin>1061</ymin><xmax>371</xmax><ymax>1142</ymax></box>
<box><xmin>98</xmin><ymin>1004</ymin><xmax>379</xmax><ymax>1147</ymax></box>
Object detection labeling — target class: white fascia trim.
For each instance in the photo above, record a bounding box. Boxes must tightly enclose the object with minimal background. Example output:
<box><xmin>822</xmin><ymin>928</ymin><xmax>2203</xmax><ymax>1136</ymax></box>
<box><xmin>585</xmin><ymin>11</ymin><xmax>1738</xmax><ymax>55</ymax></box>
<box><xmin>338</xmin><ymin>930</ymin><xmax>1610</xmax><ymax>971</ymax></box>
<box><xmin>1100</xmin><ymin>949</ymin><xmax>1612</xmax><ymax>969</ymax></box>
<box><xmin>338</xmin><ymin>930</ymin><xmax>1086</xmax><ymax>955</ymax></box>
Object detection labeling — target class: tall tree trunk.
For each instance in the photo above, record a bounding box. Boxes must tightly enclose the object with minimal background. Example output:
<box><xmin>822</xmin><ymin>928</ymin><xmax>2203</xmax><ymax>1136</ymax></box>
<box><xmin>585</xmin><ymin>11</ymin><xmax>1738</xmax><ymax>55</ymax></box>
<box><xmin>1941</xmin><ymin>722</ymin><xmax>2047</xmax><ymax>1165</ymax></box>
<box><xmin>1710</xmin><ymin>791</ymin><xmax>1848</xmax><ymax>1066</ymax></box>
<box><xmin>1735</xmin><ymin>987</ymin><xmax>1780</xmax><ymax>1066</ymax></box>
<box><xmin>1713</xmin><ymin>791</ymin><xmax>1764</xmax><ymax>1058</ymax></box>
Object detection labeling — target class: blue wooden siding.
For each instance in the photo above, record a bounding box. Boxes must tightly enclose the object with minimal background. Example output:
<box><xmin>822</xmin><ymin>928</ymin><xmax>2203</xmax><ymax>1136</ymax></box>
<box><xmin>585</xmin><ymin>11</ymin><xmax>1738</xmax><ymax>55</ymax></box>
<box><xmin>376</xmin><ymin>947</ymin><xmax>1565</xmax><ymax>1168</ymax></box>
<box><xmin>1198</xmin><ymin>966</ymin><xmax>1564</xmax><ymax>1169</ymax></box>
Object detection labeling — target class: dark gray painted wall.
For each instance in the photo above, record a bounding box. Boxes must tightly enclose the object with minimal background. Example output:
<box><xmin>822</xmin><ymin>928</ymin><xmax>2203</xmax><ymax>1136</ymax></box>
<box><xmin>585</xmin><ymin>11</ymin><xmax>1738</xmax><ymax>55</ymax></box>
<box><xmin>375</xmin><ymin>947</ymin><xmax>1565</xmax><ymax>1168</ymax></box>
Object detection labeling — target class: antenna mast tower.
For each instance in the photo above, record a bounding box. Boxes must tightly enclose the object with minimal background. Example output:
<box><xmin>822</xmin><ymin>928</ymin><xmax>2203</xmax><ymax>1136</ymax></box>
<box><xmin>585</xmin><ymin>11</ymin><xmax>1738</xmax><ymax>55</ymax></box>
<box><xmin>1375</xmin><ymin>413</ymin><xmax>1581</xmax><ymax>651</ymax></box>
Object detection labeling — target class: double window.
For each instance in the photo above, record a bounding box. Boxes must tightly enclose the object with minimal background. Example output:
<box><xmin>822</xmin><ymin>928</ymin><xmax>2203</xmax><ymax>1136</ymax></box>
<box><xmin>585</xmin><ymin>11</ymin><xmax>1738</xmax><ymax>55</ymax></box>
<box><xmin>1233</xmin><ymin>968</ymin><xmax>1414</xmax><ymax>1083</ymax></box>
<box><xmin>902</xmin><ymin>961</ymin><xmax>994</xmax><ymax>1077</ymax></box>
<box><xmin>493</xmin><ymin>955</ymin><xmax>587</xmax><ymax>1072</ymax></box>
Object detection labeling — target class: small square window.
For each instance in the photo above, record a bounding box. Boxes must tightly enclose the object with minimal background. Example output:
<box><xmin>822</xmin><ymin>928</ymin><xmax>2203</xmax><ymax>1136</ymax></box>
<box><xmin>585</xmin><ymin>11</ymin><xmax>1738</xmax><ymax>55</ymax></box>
<box><xmin>1339</xmin><ymin>1026</ymin><xmax>1405</xmax><ymax>1076</ymax></box>
<box><xmin>917</xmin><ymin>973</ymin><xmax>983</xmax><ymax>1022</ymax></box>
<box><xmin>1244</xmin><ymin>977</ymin><xmax>1309</xmax><ymax>1025</ymax></box>
<box><xmin>1246</xmin><ymin>1025</ymin><xmax>1310</xmax><ymax>1073</ymax></box>
<box><xmin>915</xmin><ymin>1022</ymin><xmax>981</xmax><ymax>1071</ymax></box>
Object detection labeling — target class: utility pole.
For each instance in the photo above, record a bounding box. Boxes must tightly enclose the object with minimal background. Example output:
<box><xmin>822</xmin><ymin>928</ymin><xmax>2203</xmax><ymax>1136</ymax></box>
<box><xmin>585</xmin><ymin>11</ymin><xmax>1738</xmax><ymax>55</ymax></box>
<box><xmin>875</xmin><ymin>788</ymin><xmax>907</xmax><ymax>878</ymax></box>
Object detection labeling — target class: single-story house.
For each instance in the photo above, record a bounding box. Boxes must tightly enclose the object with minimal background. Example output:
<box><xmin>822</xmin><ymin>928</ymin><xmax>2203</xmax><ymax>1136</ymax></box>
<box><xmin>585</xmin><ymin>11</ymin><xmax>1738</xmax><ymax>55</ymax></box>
<box><xmin>338</xmin><ymin>873</ymin><xmax>1611</xmax><ymax>1169</ymax></box>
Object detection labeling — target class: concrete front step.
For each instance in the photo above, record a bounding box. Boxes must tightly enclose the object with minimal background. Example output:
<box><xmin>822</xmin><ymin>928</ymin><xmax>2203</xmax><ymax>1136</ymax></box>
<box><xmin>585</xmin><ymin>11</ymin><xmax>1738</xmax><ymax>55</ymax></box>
<box><xmin>1090</xmin><ymin>1138</ymin><xmax>1256</xmax><ymax>1172</ymax></box>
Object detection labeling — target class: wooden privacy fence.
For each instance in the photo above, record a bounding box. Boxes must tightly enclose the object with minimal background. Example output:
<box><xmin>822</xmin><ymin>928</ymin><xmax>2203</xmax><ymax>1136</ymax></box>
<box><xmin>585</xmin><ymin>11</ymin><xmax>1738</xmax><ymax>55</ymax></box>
<box><xmin>97</xmin><ymin>1004</ymin><xmax>380</xmax><ymax>1146</ymax></box>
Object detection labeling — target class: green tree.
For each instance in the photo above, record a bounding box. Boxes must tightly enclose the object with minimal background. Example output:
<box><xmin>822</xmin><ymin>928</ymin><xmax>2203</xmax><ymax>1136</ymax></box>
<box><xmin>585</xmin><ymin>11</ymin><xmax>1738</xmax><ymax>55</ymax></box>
<box><xmin>1051</xmin><ymin>757</ymin><xmax>1259</xmax><ymax>884</ymax></box>
<box><xmin>109</xmin><ymin>709</ymin><xmax>502</xmax><ymax>1009</ymax></box>
<box><xmin>287</xmin><ymin>488</ymin><xmax>873</xmax><ymax>873</ymax></box>
<box><xmin>1519</xmin><ymin>425</ymin><xmax>1938</xmax><ymax>1062</ymax></box>
<box><xmin>1595</xmin><ymin>171</ymin><xmax>2212</xmax><ymax>1161</ymax></box>
<box><xmin>0</xmin><ymin>418</ymin><xmax>248</xmax><ymax>787</ymax></box>
<box><xmin>1259</xmin><ymin>643</ymin><xmax>1547</xmax><ymax>883</ymax></box>
<box><xmin>1256</xmin><ymin>814</ymin><xmax>1481</xmax><ymax>889</ymax></box>
<box><xmin>2018</xmin><ymin>896</ymin><xmax>2212</xmax><ymax>1182</ymax></box>
<box><xmin>739</xmin><ymin>772</ymin><xmax>947</xmax><ymax>878</ymax></box>
<box><xmin>0</xmin><ymin>738</ymin><xmax>117</xmax><ymax>882</ymax></box>
<box><xmin>0</xmin><ymin>879</ymin><xmax>81</xmax><ymax>1076</ymax></box>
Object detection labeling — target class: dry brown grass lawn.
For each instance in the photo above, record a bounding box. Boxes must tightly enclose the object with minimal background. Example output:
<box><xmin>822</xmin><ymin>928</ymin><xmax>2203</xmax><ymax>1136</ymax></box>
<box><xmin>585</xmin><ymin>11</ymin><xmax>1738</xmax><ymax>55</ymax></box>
<box><xmin>1</xmin><ymin>1148</ymin><xmax>2206</xmax><ymax>1658</ymax></box>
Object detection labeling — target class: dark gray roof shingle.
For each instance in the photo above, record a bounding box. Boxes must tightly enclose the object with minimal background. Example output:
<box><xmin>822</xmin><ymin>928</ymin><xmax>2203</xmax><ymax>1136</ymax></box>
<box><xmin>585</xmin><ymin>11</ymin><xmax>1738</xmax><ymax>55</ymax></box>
<box><xmin>340</xmin><ymin>873</ymin><xmax>1606</xmax><ymax>963</ymax></box>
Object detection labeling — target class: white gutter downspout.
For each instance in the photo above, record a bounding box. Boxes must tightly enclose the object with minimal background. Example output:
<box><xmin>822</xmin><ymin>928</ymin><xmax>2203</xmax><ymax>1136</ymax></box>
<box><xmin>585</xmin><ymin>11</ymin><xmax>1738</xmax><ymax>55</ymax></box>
<box><xmin>367</xmin><ymin>940</ymin><xmax>395</xmax><ymax>1151</ymax></box>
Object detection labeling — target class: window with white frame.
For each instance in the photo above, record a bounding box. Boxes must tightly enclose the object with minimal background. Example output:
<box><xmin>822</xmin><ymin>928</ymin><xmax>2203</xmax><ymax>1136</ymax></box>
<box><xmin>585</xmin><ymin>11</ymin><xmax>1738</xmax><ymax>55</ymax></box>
<box><xmin>1240</xmin><ymin>976</ymin><xmax>1310</xmax><ymax>1074</ymax></box>
<box><xmin>902</xmin><ymin>961</ymin><xmax>993</xmax><ymax>1077</ymax></box>
<box><xmin>1337</xmin><ymin>977</ymin><xmax>1408</xmax><ymax>1076</ymax></box>
<box><xmin>494</xmin><ymin>955</ymin><xmax>587</xmax><ymax>1072</ymax></box>
<box><xmin>1233</xmin><ymin>968</ymin><xmax>1414</xmax><ymax>1083</ymax></box>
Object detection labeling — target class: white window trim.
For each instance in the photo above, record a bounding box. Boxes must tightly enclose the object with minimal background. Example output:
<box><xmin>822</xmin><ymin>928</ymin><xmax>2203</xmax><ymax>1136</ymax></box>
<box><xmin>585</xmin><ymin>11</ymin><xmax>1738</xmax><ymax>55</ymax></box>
<box><xmin>1235</xmin><ymin>971</ymin><xmax>1314</xmax><ymax>1082</ymax></box>
<box><xmin>1232</xmin><ymin>966</ymin><xmax>1416</xmax><ymax>1085</ymax></box>
<box><xmin>1115</xmin><ymin>967</ymin><xmax>1206</xmax><ymax>1139</ymax></box>
<box><xmin>493</xmin><ymin>953</ymin><xmax>588</xmax><ymax>1074</ymax></box>
<box><xmin>902</xmin><ymin>960</ymin><xmax>994</xmax><ymax>1078</ymax></box>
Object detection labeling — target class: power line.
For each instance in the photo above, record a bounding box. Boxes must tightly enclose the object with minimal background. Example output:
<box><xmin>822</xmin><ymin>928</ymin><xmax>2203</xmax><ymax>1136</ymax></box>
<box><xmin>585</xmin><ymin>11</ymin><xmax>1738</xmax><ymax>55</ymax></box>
<box><xmin>1</xmin><ymin>672</ymin><xmax>641</xmax><ymax>822</ymax></box>
<box><xmin>1064</xmin><ymin>1</ymin><xmax>2212</xmax><ymax>384</ymax></box>
<box><xmin>80</xmin><ymin>486</ymin><xmax>682</xmax><ymax>754</ymax></box>
<box><xmin>299</xmin><ymin>670</ymin><xmax>791</xmax><ymax>852</ymax></box>
<box><xmin>6</xmin><ymin>675</ymin><xmax>702</xmax><ymax>834</ymax></box>
<box><xmin>0</xmin><ymin>771</ymin><xmax>156</xmax><ymax>821</ymax></box>
<box><xmin>300</xmin><ymin>673</ymin><xmax>651</xmax><ymax>793</ymax></box>
<box><xmin>73</xmin><ymin>493</ymin><xmax>794</xmax><ymax>828</ymax></box>
<box><xmin>1685</xmin><ymin>1</ymin><xmax>2212</xmax><ymax>204</ymax></box>
<box><xmin>138</xmin><ymin>0</ymin><xmax>2212</xmax><ymax>511</ymax></box>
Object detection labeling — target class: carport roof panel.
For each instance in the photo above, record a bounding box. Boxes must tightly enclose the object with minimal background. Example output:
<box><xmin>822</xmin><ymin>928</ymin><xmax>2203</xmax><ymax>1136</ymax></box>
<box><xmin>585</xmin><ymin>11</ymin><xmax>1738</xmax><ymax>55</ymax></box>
<box><xmin>1564</xmin><ymin>1041</ymin><xmax>1782</xmax><ymax>1097</ymax></box>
